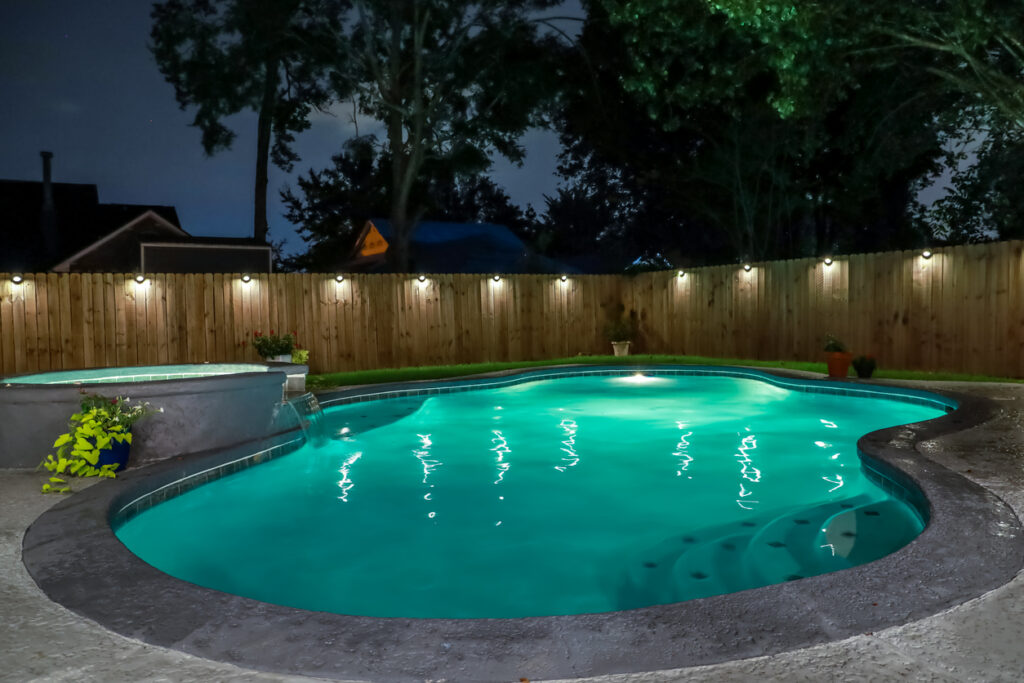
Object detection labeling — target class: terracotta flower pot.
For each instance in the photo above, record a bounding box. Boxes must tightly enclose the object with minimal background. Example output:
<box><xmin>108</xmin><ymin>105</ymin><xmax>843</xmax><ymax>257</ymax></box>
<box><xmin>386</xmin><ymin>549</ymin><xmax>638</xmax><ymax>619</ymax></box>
<box><xmin>825</xmin><ymin>351</ymin><xmax>853</xmax><ymax>378</ymax></box>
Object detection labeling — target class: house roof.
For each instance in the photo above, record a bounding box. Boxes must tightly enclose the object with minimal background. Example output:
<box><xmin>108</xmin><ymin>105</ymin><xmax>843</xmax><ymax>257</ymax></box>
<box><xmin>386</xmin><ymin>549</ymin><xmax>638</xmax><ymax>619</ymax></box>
<box><xmin>347</xmin><ymin>219</ymin><xmax>577</xmax><ymax>274</ymax></box>
<box><xmin>0</xmin><ymin>178</ymin><xmax>182</xmax><ymax>272</ymax></box>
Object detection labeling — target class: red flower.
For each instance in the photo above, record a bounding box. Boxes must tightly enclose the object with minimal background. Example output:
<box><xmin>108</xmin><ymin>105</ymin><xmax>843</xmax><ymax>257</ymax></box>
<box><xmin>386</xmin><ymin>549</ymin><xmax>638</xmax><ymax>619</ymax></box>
<box><xmin>270</xmin><ymin>329</ymin><xmax>275</xmax><ymax>335</ymax></box>
<box><xmin>253</xmin><ymin>331</ymin><xmax>262</xmax><ymax>337</ymax></box>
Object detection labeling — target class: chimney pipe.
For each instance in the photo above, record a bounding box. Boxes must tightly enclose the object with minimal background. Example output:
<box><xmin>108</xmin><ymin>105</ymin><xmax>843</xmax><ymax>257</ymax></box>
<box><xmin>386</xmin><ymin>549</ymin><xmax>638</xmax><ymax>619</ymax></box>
<box><xmin>40</xmin><ymin>151</ymin><xmax>57</xmax><ymax>260</ymax></box>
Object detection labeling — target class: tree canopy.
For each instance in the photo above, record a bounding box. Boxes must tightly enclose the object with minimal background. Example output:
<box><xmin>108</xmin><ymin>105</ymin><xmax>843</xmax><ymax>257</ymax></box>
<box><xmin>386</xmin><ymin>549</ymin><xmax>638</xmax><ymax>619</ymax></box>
<box><xmin>151</xmin><ymin>0</ymin><xmax>349</xmax><ymax>242</ymax></box>
<box><xmin>341</xmin><ymin>0</ymin><xmax>562</xmax><ymax>270</ymax></box>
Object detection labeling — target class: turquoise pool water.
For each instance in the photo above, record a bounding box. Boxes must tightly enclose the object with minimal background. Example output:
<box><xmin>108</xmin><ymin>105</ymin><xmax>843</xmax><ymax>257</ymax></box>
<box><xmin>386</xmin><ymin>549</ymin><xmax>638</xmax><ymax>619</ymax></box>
<box><xmin>3</xmin><ymin>363</ymin><xmax>269</xmax><ymax>384</ymax></box>
<box><xmin>116</xmin><ymin>374</ymin><xmax>945</xmax><ymax>618</ymax></box>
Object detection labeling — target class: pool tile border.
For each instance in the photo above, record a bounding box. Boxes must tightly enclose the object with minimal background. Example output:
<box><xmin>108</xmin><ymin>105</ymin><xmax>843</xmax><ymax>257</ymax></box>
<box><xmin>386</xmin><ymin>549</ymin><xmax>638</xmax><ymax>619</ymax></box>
<box><xmin>21</xmin><ymin>365</ymin><xmax>1024</xmax><ymax>683</ymax></box>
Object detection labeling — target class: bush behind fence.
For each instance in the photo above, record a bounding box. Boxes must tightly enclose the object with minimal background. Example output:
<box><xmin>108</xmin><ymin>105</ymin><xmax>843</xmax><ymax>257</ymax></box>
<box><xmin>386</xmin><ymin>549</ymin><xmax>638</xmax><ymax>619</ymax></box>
<box><xmin>1</xmin><ymin>240</ymin><xmax>1022</xmax><ymax>377</ymax></box>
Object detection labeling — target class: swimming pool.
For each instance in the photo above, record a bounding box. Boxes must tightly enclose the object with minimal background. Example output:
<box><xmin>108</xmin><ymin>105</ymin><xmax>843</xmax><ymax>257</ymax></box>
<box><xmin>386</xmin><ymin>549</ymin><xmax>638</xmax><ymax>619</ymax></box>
<box><xmin>24</xmin><ymin>366</ymin><xmax>1022</xmax><ymax>681</ymax></box>
<box><xmin>115</xmin><ymin>370</ymin><xmax>946</xmax><ymax>618</ymax></box>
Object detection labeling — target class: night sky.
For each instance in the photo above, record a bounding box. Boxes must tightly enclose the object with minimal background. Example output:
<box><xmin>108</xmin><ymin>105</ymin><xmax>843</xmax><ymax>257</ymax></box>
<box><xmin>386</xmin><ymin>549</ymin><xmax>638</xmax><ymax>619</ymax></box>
<box><xmin>0</xmin><ymin>1</ymin><xmax>568</xmax><ymax>256</ymax></box>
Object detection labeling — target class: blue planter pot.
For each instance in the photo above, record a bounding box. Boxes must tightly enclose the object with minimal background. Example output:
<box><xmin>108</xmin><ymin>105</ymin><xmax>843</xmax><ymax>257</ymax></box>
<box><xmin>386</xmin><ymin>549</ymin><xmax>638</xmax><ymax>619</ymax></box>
<box><xmin>95</xmin><ymin>437</ymin><xmax>131</xmax><ymax>472</ymax></box>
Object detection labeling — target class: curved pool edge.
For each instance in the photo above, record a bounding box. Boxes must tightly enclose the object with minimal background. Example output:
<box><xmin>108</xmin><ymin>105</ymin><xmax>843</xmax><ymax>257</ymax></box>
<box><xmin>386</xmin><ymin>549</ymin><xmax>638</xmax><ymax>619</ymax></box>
<box><xmin>21</xmin><ymin>366</ymin><xmax>1024</xmax><ymax>682</ymax></box>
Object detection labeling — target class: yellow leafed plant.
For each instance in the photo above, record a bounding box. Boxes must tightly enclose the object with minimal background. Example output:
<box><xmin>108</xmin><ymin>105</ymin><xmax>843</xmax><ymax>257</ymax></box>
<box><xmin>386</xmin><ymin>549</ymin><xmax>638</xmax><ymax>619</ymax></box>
<box><xmin>40</xmin><ymin>394</ymin><xmax>157</xmax><ymax>494</ymax></box>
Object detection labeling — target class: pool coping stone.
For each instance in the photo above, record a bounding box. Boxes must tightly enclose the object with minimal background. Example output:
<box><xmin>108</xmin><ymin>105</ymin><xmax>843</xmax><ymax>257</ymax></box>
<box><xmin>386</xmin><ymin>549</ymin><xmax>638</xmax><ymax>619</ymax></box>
<box><xmin>21</xmin><ymin>365</ymin><xmax>1024</xmax><ymax>682</ymax></box>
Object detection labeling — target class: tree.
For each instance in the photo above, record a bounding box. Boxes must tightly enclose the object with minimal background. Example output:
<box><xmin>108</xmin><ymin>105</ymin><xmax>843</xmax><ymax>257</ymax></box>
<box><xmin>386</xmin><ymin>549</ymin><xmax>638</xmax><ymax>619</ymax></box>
<box><xmin>573</xmin><ymin>0</ymin><xmax>961</xmax><ymax>259</ymax></box>
<box><xmin>913</xmin><ymin>112</ymin><xmax>1024</xmax><ymax>243</ymax></box>
<box><xmin>280</xmin><ymin>135</ymin><xmax>537</xmax><ymax>270</ymax></box>
<box><xmin>151</xmin><ymin>0</ymin><xmax>349</xmax><ymax>242</ymax></box>
<box><xmin>344</xmin><ymin>0</ymin><xmax>561</xmax><ymax>270</ymax></box>
<box><xmin>667</xmin><ymin>1</ymin><xmax>1024</xmax><ymax>129</ymax></box>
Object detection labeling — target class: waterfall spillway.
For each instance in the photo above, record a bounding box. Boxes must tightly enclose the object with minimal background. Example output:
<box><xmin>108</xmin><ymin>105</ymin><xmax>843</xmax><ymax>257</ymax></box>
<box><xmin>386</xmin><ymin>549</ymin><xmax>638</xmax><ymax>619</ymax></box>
<box><xmin>286</xmin><ymin>392</ymin><xmax>327</xmax><ymax>447</ymax></box>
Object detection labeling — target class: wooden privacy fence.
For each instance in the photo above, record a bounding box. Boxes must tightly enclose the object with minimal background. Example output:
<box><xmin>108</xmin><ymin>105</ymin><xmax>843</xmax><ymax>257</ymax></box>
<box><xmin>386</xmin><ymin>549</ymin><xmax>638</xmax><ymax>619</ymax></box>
<box><xmin>1</xmin><ymin>239</ymin><xmax>1022</xmax><ymax>377</ymax></box>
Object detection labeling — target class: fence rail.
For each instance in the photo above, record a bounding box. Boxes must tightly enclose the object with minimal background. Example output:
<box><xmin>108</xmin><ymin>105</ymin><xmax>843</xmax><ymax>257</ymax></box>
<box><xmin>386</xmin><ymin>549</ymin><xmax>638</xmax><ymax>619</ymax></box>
<box><xmin>1</xmin><ymin>240</ymin><xmax>1022</xmax><ymax>377</ymax></box>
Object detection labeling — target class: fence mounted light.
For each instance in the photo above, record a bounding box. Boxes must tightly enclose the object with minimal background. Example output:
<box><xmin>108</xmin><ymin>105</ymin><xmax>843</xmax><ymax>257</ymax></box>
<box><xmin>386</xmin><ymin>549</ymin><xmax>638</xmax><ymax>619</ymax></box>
<box><xmin>241</xmin><ymin>274</ymin><xmax>252</xmax><ymax>283</ymax></box>
<box><xmin>492</xmin><ymin>275</ymin><xmax>501</xmax><ymax>282</ymax></box>
<box><xmin>11</xmin><ymin>275</ymin><xmax>23</xmax><ymax>285</ymax></box>
<box><xmin>560</xmin><ymin>274</ymin><xmax>568</xmax><ymax>282</ymax></box>
<box><xmin>921</xmin><ymin>250</ymin><xmax>933</xmax><ymax>260</ymax></box>
<box><xmin>743</xmin><ymin>264</ymin><xmax>752</xmax><ymax>272</ymax></box>
<box><xmin>823</xmin><ymin>257</ymin><xmax>833</xmax><ymax>266</ymax></box>
<box><xmin>676</xmin><ymin>270</ymin><xmax>684</xmax><ymax>278</ymax></box>
<box><xmin>134</xmin><ymin>274</ymin><xmax>146</xmax><ymax>284</ymax></box>
<box><xmin>335</xmin><ymin>274</ymin><xmax>345</xmax><ymax>282</ymax></box>
<box><xmin>417</xmin><ymin>274</ymin><xmax>426</xmax><ymax>282</ymax></box>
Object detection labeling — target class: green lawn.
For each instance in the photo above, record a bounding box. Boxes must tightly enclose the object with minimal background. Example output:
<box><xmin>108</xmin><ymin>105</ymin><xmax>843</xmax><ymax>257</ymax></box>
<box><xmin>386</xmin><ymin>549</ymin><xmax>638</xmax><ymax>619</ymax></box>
<box><xmin>306</xmin><ymin>355</ymin><xmax>1024</xmax><ymax>391</ymax></box>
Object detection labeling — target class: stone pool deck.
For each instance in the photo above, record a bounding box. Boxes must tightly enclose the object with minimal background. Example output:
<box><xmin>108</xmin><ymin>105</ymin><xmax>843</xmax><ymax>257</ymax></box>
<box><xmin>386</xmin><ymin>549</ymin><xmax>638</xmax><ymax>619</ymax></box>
<box><xmin>2</xmin><ymin>378</ymin><xmax>1023</xmax><ymax>682</ymax></box>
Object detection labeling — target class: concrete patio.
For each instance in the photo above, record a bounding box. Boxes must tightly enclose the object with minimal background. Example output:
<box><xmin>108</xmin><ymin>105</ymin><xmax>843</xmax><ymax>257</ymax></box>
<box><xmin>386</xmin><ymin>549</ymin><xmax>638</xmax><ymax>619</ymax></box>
<box><xmin>3</xmin><ymin>378</ymin><xmax>1023</xmax><ymax>682</ymax></box>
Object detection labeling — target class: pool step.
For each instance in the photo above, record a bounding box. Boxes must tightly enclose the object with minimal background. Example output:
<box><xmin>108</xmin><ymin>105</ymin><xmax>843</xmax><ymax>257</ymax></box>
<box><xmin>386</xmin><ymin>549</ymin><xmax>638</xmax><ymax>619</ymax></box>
<box><xmin>745</xmin><ymin>495</ymin><xmax>896</xmax><ymax>586</ymax></box>
<box><xmin>815</xmin><ymin>499</ymin><xmax>923</xmax><ymax>568</ymax></box>
<box><xmin>613</xmin><ymin>514</ymin><xmax>774</xmax><ymax>609</ymax></box>
<box><xmin>670</xmin><ymin>532</ymin><xmax>754</xmax><ymax>600</ymax></box>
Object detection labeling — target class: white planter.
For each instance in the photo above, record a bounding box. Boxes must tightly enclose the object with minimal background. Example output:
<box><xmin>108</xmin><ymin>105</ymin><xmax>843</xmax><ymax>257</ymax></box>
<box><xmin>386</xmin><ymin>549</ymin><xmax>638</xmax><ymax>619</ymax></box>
<box><xmin>611</xmin><ymin>341</ymin><xmax>631</xmax><ymax>357</ymax></box>
<box><xmin>265</xmin><ymin>354</ymin><xmax>291</xmax><ymax>363</ymax></box>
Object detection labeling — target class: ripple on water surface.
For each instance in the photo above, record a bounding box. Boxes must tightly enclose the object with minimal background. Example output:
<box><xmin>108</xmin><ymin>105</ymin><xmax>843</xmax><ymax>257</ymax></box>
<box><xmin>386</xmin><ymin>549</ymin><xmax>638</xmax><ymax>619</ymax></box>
<box><xmin>115</xmin><ymin>375</ymin><xmax>943</xmax><ymax>618</ymax></box>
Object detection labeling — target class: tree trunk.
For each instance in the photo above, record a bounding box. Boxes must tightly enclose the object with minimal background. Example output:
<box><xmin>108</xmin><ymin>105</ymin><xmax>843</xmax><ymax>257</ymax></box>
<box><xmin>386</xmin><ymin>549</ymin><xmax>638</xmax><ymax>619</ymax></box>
<box><xmin>253</xmin><ymin>57</ymin><xmax>279</xmax><ymax>244</ymax></box>
<box><xmin>385</xmin><ymin>2</ymin><xmax>413</xmax><ymax>272</ymax></box>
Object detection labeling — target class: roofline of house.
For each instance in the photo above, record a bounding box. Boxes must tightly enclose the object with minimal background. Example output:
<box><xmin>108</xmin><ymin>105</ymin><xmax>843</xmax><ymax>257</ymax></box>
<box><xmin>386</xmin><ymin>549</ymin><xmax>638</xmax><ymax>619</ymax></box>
<box><xmin>50</xmin><ymin>210</ymin><xmax>190</xmax><ymax>273</ymax></box>
<box><xmin>140</xmin><ymin>242</ymin><xmax>273</xmax><ymax>274</ymax></box>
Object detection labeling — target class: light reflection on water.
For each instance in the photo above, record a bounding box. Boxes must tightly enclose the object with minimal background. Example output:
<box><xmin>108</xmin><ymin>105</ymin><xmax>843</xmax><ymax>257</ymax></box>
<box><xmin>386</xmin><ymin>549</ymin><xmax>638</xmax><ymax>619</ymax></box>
<box><xmin>117</xmin><ymin>374</ymin><xmax>942</xmax><ymax>619</ymax></box>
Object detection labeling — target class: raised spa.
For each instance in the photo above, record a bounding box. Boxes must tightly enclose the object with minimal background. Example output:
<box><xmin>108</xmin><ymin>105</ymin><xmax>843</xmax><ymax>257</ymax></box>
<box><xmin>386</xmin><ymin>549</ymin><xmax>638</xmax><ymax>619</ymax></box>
<box><xmin>2</xmin><ymin>363</ymin><xmax>272</xmax><ymax>385</ymax></box>
<box><xmin>114</xmin><ymin>372</ymin><xmax>948</xmax><ymax>618</ymax></box>
<box><xmin>0</xmin><ymin>363</ymin><xmax>297</xmax><ymax>468</ymax></box>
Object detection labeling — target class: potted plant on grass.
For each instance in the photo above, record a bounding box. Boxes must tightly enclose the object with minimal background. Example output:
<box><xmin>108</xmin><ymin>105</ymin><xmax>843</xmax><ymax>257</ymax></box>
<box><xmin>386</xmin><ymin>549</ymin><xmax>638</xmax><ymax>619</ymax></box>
<box><xmin>852</xmin><ymin>355</ymin><xmax>877</xmax><ymax>379</ymax></box>
<box><xmin>823</xmin><ymin>335</ymin><xmax>853</xmax><ymax>378</ymax></box>
<box><xmin>252</xmin><ymin>330</ymin><xmax>295</xmax><ymax>362</ymax></box>
<box><xmin>40</xmin><ymin>394</ymin><xmax>157</xmax><ymax>493</ymax></box>
<box><xmin>604</xmin><ymin>317</ymin><xmax>637</xmax><ymax>357</ymax></box>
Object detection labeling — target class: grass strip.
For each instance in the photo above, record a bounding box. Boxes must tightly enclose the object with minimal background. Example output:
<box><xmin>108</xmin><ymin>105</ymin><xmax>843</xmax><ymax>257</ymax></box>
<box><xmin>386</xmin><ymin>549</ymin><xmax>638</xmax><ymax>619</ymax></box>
<box><xmin>306</xmin><ymin>355</ymin><xmax>1024</xmax><ymax>391</ymax></box>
